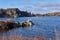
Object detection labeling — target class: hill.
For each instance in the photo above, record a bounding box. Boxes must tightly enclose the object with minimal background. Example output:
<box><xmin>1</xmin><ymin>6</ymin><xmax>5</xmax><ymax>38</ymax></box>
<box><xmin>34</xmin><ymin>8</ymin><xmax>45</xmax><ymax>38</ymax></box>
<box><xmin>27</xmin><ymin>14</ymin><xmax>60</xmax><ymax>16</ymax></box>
<box><xmin>42</xmin><ymin>12</ymin><xmax>60</xmax><ymax>16</ymax></box>
<box><xmin>0</xmin><ymin>8</ymin><xmax>34</xmax><ymax>18</ymax></box>
<box><xmin>0</xmin><ymin>8</ymin><xmax>60</xmax><ymax>18</ymax></box>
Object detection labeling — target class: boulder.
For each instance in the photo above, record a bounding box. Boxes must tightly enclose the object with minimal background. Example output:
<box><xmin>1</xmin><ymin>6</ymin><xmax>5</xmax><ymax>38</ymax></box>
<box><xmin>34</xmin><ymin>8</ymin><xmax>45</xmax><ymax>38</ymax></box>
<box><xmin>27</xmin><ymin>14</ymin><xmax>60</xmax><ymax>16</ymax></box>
<box><xmin>18</xmin><ymin>20</ymin><xmax>34</xmax><ymax>27</ymax></box>
<box><xmin>0</xmin><ymin>21</ymin><xmax>7</xmax><ymax>29</ymax></box>
<box><xmin>0</xmin><ymin>20</ymin><xmax>16</xmax><ymax>32</ymax></box>
<box><xmin>0</xmin><ymin>20</ymin><xmax>34</xmax><ymax>32</ymax></box>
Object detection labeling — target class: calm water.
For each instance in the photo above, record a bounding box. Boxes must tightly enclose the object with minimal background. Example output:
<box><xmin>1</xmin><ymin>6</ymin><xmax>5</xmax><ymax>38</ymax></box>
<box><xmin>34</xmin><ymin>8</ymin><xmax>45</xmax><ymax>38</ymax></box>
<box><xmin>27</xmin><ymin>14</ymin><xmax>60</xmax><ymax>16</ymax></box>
<box><xmin>0</xmin><ymin>16</ymin><xmax>60</xmax><ymax>39</ymax></box>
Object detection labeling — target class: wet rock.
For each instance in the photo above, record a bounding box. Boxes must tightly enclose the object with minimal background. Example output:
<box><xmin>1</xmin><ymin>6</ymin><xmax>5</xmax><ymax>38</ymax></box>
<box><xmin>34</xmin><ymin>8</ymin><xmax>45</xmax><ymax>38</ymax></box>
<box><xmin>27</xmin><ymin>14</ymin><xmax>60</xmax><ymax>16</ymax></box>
<box><xmin>18</xmin><ymin>20</ymin><xmax>34</xmax><ymax>27</ymax></box>
<box><xmin>0</xmin><ymin>20</ymin><xmax>34</xmax><ymax>32</ymax></box>
<box><xmin>0</xmin><ymin>21</ymin><xmax>7</xmax><ymax>30</ymax></box>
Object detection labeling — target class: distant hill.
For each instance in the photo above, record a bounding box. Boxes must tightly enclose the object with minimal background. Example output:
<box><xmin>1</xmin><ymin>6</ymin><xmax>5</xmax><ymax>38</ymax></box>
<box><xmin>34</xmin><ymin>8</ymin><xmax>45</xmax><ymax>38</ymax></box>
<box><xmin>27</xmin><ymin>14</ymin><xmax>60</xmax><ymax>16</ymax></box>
<box><xmin>0</xmin><ymin>8</ymin><xmax>35</xmax><ymax>18</ymax></box>
<box><xmin>42</xmin><ymin>12</ymin><xmax>60</xmax><ymax>16</ymax></box>
<box><xmin>34</xmin><ymin>12</ymin><xmax>60</xmax><ymax>16</ymax></box>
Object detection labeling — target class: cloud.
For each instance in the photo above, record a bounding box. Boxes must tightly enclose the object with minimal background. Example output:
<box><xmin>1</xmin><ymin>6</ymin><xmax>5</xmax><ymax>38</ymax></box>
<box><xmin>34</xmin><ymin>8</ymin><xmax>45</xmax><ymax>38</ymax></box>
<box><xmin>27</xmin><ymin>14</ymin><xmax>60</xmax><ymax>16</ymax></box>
<box><xmin>22</xmin><ymin>2</ymin><xmax>60</xmax><ymax>13</ymax></box>
<box><xmin>36</xmin><ymin>2</ymin><xmax>60</xmax><ymax>7</ymax></box>
<box><xmin>9</xmin><ymin>1</ymin><xmax>60</xmax><ymax>13</ymax></box>
<box><xmin>32</xmin><ymin>2</ymin><xmax>60</xmax><ymax>13</ymax></box>
<box><xmin>46</xmin><ymin>6</ymin><xmax>60</xmax><ymax>10</ymax></box>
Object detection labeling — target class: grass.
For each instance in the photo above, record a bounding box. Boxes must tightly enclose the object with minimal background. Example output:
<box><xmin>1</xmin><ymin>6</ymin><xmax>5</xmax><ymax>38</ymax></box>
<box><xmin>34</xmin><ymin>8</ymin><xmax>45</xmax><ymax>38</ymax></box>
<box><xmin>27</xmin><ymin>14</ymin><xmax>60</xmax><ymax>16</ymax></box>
<box><xmin>0</xmin><ymin>36</ymin><xmax>46</xmax><ymax>40</ymax></box>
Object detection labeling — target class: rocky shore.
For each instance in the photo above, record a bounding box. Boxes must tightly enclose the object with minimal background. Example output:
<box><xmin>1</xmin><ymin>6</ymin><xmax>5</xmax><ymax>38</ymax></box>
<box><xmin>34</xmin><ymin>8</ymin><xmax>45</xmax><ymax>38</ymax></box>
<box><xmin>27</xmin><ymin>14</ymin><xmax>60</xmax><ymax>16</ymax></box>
<box><xmin>0</xmin><ymin>19</ymin><xmax>34</xmax><ymax>32</ymax></box>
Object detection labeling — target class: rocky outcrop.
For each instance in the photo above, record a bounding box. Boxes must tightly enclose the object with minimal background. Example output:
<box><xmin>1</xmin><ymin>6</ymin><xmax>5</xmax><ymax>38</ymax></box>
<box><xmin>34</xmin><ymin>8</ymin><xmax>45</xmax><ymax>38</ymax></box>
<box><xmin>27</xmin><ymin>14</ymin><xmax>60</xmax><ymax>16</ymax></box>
<box><xmin>0</xmin><ymin>20</ymin><xmax>34</xmax><ymax>32</ymax></box>
<box><xmin>0</xmin><ymin>8</ymin><xmax>33</xmax><ymax>18</ymax></box>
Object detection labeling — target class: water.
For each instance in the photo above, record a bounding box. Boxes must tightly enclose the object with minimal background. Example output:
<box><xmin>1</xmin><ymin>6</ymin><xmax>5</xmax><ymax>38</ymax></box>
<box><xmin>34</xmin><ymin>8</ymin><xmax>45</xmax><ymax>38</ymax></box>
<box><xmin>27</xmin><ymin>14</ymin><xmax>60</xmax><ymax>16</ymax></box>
<box><xmin>0</xmin><ymin>16</ymin><xmax>60</xmax><ymax>39</ymax></box>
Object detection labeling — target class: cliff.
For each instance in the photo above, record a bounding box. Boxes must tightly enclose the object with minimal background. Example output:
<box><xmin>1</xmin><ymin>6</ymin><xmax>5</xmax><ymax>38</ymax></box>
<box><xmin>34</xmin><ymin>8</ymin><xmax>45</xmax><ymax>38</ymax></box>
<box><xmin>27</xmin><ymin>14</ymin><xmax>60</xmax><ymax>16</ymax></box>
<box><xmin>0</xmin><ymin>8</ymin><xmax>34</xmax><ymax>18</ymax></box>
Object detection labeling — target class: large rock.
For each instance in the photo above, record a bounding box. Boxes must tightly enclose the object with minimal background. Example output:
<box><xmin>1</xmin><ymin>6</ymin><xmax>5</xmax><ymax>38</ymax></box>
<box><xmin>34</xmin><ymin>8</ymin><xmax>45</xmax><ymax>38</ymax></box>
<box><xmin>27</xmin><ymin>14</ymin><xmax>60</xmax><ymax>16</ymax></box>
<box><xmin>0</xmin><ymin>20</ymin><xmax>17</xmax><ymax>32</ymax></box>
<box><xmin>0</xmin><ymin>20</ymin><xmax>34</xmax><ymax>32</ymax></box>
<box><xmin>0</xmin><ymin>21</ymin><xmax>7</xmax><ymax>29</ymax></box>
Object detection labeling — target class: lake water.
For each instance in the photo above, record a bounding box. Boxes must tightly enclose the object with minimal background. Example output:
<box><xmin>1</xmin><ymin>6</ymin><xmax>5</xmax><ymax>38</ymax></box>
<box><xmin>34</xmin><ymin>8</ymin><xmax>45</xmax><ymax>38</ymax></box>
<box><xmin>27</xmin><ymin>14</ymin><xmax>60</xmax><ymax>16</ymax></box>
<box><xmin>0</xmin><ymin>16</ymin><xmax>60</xmax><ymax>39</ymax></box>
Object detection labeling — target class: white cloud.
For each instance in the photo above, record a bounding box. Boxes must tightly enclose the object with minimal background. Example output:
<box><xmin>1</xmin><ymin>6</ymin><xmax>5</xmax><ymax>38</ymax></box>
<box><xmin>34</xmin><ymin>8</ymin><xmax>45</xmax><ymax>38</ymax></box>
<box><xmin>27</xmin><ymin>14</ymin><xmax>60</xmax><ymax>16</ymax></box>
<box><xmin>31</xmin><ymin>2</ymin><xmax>60</xmax><ymax>13</ymax></box>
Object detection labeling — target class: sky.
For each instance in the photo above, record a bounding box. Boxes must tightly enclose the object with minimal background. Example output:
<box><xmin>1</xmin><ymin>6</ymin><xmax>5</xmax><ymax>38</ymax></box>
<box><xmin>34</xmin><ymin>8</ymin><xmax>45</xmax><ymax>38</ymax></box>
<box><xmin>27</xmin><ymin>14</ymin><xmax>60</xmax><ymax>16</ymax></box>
<box><xmin>0</xmin><ymin>0</ymin><xmax>60</xmax><ymax>14</ymax></box>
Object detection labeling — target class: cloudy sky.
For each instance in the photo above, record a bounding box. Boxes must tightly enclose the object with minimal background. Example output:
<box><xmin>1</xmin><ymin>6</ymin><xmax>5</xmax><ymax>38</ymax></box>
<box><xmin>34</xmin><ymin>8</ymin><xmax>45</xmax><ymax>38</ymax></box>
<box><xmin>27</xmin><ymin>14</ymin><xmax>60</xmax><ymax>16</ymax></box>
<box><xmin>0</xmin><ymin>0</ymin><xmax>60</xmax><ymax>14</ymax></box>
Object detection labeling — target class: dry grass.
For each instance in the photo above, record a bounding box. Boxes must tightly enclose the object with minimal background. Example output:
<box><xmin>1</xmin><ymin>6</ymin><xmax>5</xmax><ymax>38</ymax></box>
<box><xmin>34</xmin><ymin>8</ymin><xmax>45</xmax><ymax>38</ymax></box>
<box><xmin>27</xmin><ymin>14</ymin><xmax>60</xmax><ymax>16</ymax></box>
<box><xmin>0</xmin><ymin>36</ymin><xmax>46</xmax><ymax>40</ymax></box>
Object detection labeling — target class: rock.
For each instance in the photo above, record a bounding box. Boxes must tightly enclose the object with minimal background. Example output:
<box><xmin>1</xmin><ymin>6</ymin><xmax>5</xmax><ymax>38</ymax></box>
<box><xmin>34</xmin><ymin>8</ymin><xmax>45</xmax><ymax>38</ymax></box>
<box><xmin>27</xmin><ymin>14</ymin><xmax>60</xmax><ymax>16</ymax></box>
<box><xmin>6</xmin><ymin>19</ymin><xmax>15</xmax><ymax>23</ymax></box>
<box><xmin>5</xmin><ymin>20</ymin><xmax>19</xmax><ymax>30</ymax></box>
<box><xmin>0</xmin><ymin>20</ymin><xmax>34</xmax><ymax>32</ymax></box>
<box><xmin>0</xmin><ymin>20</ymin><xmax>16</xmax><ymax>32</ymax></box>
<box><xmin>0</xmin><ymin>21</ymin><xmax>7</xmax><ymax>30</ymax></box>
<box><xmin>18</xmin><ymin>20</ymin><xmax>34</xmax><ymax>27</ymax></box>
